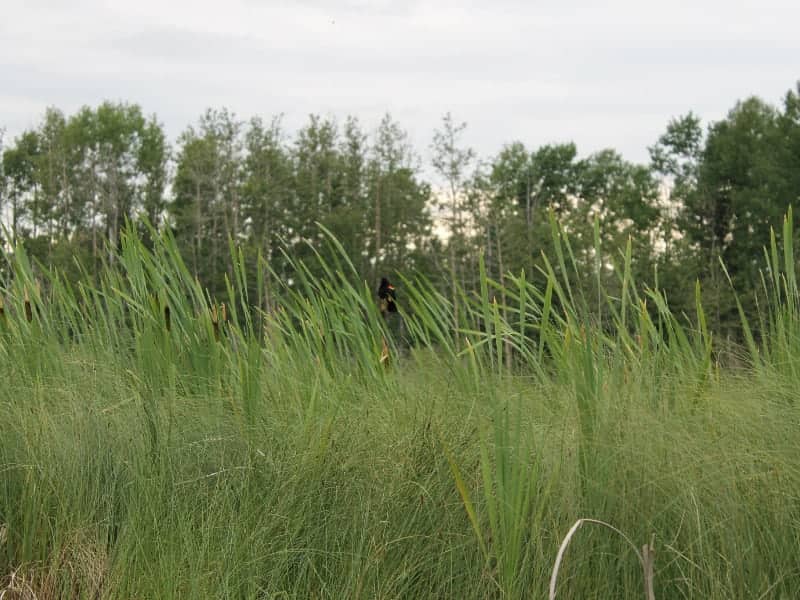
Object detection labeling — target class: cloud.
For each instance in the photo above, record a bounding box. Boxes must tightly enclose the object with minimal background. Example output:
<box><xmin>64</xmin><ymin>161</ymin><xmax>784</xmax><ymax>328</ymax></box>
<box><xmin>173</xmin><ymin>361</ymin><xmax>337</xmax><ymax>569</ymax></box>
<box><xmin>1</xmin><ymin>0</ymin><xmax>799</xmax><ymax>167</ymax></box>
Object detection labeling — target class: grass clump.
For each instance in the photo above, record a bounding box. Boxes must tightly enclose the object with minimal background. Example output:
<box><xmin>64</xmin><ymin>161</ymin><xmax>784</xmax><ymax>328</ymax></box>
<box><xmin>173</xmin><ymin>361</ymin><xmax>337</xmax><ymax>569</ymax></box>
<box><xmin>0</xmin><ymin>218</ymin><xmax>799</xmax><ymax>598</ymax></box>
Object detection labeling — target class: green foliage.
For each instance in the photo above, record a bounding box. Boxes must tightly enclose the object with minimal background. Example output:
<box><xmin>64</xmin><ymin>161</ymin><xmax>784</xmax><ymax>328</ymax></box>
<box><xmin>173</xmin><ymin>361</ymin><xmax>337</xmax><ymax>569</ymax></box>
<box><xmin>2</xmin><ymin>81</ymin><xmax>800</xmax><ymax>350</ymax></box>
<box><xmin>6</xmin><ymin>74</ymin><xmax>800</xmax><ymax>599</ymax></box>
<box><xmin>651</xmin><ymin>91</ymin><xmax>800</xmax><ymax>333</ymax></box>
<box><xmin>1</xmin><ymin>215</ymin><xmax>799</xmax><ymax>597</ymax></box>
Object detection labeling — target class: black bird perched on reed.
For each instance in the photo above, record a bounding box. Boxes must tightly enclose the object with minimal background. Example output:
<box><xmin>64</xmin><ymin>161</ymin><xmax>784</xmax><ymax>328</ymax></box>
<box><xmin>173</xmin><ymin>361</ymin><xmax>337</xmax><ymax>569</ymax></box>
<box><xmin>378</xmin><ymin>277</ymin><xmax>397</xmax><ymax>317</ymax></box>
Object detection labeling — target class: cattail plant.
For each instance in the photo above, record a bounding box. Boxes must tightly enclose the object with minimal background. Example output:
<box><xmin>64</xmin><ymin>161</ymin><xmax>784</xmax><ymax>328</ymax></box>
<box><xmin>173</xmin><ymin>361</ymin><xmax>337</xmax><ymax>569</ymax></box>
<box><xmin>23</xmin><ymin>287</ymin><xmax>32</xmax><ymax>323</ymax></box>
<box><xmin>212</xmin><ymin>303</ymin><xmax>221</xmax><ymax>342</ymax></box>
<box><xmin>1</xmin><ymin>214</ymin><xmax>799</xmax><ymax>599</ymax></box>
<box><xmin>380</xmin><ymin>336</ymin><xmax>390</xmax><ymax>368</ymax></box>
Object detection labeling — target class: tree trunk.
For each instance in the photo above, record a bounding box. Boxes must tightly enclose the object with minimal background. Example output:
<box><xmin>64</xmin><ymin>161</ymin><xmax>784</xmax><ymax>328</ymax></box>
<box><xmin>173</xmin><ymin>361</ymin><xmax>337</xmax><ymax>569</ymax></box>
<box><xmin>450</xmin><ymin>183</ymin><xmax>460</xmax><ymax>349</ymax></box>
<box><xmin>374</xmin><ymin>179</ymin><xmax>382</xmax><ymax>281</ymax></box>
<box><xmin>90</xmin><ymin>155</ymin><xmax>98</xmax><ymax>268</ymax></box>
<box><xmin>11</xmin><ymin>195</ymin><xmax>18</xmax><ymax>247</ymax></box>
<box><xmin>193</xmin><ymin>182</ymin><xmax>201</xmax><ymax>277</ymax></box>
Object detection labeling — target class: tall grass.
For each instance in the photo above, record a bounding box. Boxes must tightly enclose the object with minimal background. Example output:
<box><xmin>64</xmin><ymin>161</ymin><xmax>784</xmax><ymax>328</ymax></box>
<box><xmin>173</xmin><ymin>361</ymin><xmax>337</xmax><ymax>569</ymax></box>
<box><xmin>0</xmin><ymin>215</ymin><xmax>799</xmax><ymax>598</ymax></box>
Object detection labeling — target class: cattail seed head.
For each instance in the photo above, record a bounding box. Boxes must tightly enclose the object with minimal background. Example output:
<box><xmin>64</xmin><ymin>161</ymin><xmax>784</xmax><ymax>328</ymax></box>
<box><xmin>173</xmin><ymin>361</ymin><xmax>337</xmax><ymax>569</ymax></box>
<box><xmin>24</xmin><ymin>288</ymin><xmax>32</xmax><ymax>323</ymax></box>
<box><xmin>164</xmin><ymin>304</ymin><xmax>171</xmax><ymax>332</ymax></box>
<box><xmin>211</xmin><ymin>304</ymin><xmax>220</xmax><ymax>342</ymax></box>
<box><xmin>380</xmin><ymin>336</ymin><xmax>390</xmax><ymax>368</ymax></box>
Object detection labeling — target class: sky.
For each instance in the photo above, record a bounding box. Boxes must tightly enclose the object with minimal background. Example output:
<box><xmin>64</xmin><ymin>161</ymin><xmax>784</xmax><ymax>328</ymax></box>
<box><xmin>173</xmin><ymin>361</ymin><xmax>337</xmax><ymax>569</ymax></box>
<box><xmin>1</xmin><ymin>0</ymin><xmax>799</xmax><ymax>173</ymax></box>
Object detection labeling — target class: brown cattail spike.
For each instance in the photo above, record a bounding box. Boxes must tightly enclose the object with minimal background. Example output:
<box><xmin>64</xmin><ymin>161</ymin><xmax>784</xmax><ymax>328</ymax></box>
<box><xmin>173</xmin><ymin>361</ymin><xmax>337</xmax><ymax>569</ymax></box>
<box><xmin>211</xmin><ymin>304</ymin><xmax>220</xmax><ymax>342</ymax></box>
<box><xmin>164</xmin><ymin>304</ymin><xmax>171</xmax><ymax>332</ymax></box>
<box><xmin>380</xmin><ymin>336</ymin><xmax>390</xmax><ymax>368</ymax></box>
<box><xmin>0</xmin><ymin>295</ymin><xmax>5</xmax><ymax>324</ymax></box>
<box><xmin>24</xmin><ymin>288</ymin><xmax>32</xmax><ymax>323</ymax></box>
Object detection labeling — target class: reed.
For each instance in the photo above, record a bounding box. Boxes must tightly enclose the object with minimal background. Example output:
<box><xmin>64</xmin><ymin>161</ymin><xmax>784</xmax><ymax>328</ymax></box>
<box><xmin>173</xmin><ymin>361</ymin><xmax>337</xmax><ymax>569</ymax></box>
<box><xmin>0</xmin><ymin>215</ymin><xmax>798</xmax><ymax>598</ymax></box>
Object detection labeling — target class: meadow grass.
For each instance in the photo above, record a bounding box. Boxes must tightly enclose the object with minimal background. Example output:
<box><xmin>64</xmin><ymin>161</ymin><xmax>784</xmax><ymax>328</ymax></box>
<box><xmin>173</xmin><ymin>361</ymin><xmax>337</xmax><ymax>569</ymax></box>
<box><xmin>1</xmin><ymin>217</ymin><xmax>799</xmax><ymax>599</ymax></box>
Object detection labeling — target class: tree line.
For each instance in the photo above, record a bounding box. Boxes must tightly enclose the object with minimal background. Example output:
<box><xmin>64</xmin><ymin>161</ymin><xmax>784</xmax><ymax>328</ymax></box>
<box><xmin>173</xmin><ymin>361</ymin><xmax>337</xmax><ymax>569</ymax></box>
<box><xmin>1</xmin><ymin>82</ymin><xmax>799</xmax><ymax>335</ymax></box>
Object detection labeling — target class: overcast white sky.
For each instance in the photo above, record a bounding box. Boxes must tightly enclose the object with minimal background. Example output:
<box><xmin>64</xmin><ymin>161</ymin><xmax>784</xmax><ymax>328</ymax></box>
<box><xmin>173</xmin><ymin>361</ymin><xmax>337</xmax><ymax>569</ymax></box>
<box><xmin>2</xmin><ymin>0</ymin><xmax>798</xmax><ymax>172</ymax></box>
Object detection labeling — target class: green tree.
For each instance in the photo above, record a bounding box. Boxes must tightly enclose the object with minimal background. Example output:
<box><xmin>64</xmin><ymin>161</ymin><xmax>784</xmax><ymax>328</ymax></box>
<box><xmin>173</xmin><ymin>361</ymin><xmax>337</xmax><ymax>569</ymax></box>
<box><xmin>241</xmin><ymin>115</ymin><xmax>294</xmax><ymax>307</ymax></box>
<box><xmin>570</xmin><ymin>150</ymin><xmax>661</xmax><ymax>317</ymax></box>
<box><xmin>432</xmin><ymin>113</ymin><xmax>475</xmax><ymax>330</ymax></box>
<box><xmin>649</xmin><ymin>112</ymin><xmax>704</xmax><ymax>206</ymax></box>
<box><xmin>334</xmin><ymin>116</ymin><xmax>370</xmax><ymax>276</ymax></box>
<box><xmin>89</xmin><ymin>103</ymin><xmax>166</xmax><ymax>260</ymax></box>
<box><xmin>576</xmin><ymin>149</ymin><xmax>659</xmax><ymax>253</ymax></box>
<box><xmin>478</xmin><ymin>143</ymin><xmax>531</xmax><ymax>285</ymax></box>
<box><xmin>62</xmin><ymin>103</ymin><xmax>168</xmax><ymax>264</ymax></box>
<box><xmin>367</xmin><ymin>114</ymin><xmax>431</xmax><ymax>281</ymax></box>
<box><xmin>1</xmin><ymin>130</ymin><xmax>40</xmax><ymax>245</ymax></box>
<box><xmin>173</xmin><ymin>109</ymin><xmax>243</xmax><ymax>291</ymax></box>
<box><xmin>648</xmin><ymin>113</ymin><xmax>706</xmax><ymax>316</ymax></box>
<box><xmin>290</xmin><ymin>115</ymin><xmax>344</xmax><ymax>275</ymax></box>
<box><xmin>651</xmin><ymin>92</ymin><xmax>800</xmax><ymax>332</ymax></box>
<box><xmin>690</xmin><ymin>99</ymin><xmax>784</xmax><ymax>329</ymax></box>
<box><xmin>776</xmin><ymin>83</ymin><xmax>800</xmax><ymax>212</ymax></box>
<box><xmin>483</xmin><ymin>141</ymin><xmax>581</xmax><ymax>282</ymax></box>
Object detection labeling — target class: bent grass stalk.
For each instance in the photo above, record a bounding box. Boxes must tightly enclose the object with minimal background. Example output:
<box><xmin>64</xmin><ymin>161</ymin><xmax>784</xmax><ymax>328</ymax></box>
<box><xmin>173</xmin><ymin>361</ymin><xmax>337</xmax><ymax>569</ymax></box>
<box><xmin>549</xmin><ymin>519</ymin><xmax>656</xmax><ymax>600</ymax></box>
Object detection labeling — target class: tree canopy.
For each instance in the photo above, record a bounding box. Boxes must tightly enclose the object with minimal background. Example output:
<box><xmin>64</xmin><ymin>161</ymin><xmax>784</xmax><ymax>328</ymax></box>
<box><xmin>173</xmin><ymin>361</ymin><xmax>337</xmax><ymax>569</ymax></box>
<box><xmin>2</xmin><ymin>83</ymin><xmax>799</xmax><ymax>336</ymax></box>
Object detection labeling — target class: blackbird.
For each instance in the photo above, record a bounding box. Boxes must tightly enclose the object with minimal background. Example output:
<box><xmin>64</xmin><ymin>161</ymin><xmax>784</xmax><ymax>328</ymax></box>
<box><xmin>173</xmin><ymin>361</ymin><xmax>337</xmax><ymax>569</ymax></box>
<box><xmin>378</xmin><ymin>277</ymin><xmax>397</xmax><ymax>316</ymax></box>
